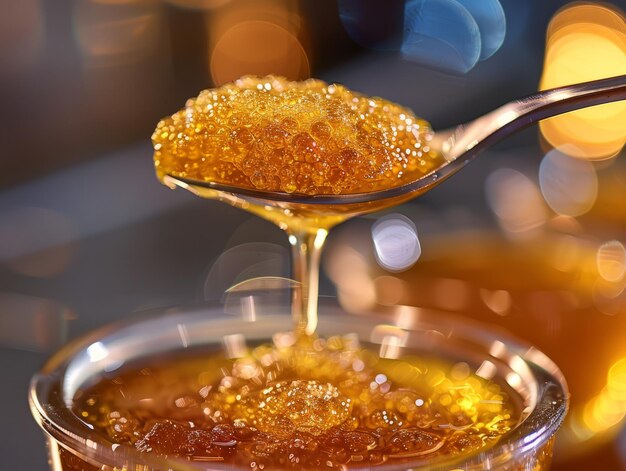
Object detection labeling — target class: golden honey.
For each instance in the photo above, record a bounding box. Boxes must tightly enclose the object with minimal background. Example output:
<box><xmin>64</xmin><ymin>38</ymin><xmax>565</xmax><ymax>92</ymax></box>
<box><xmin>152</xmin><ymin>76</ymin><xmax>442</xmax><ymax>195</ymax></box>
<box><xmin>74</xmin><ymin>335</ymin><xmax>517</xmax><ymax>469</ymax></box>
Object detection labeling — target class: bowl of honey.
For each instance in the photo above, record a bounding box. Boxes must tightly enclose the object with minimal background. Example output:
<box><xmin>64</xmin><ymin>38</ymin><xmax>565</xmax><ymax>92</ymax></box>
<box><xmin>30</xmin><ymin>298</ymin><xmax>567</xmax><ymax>470</ymax></box>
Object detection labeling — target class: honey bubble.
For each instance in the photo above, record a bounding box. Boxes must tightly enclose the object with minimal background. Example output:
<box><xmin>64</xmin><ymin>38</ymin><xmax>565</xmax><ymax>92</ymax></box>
<box><xmin>152</xmin><ymin>76</ymin><xmax>440</xmax><ymax>195</ymax></box>
<box><xmin>253</xmin><ymin>380</ymin><xmax>351</xmax><ymax>435</ymax></box>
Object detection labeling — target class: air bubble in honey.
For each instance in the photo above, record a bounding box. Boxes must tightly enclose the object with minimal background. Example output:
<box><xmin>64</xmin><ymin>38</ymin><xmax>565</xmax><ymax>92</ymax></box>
<box><xmin>152</xmin><ymin>76</ymin><xmax>441</xmax><ymax>195</ymax></box>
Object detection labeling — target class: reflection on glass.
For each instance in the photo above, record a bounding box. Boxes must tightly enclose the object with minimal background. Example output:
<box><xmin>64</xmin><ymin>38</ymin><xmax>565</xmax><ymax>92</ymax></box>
<box><xmin>202</xmin><ymin>242</ymin><xmax>289</xmax><ymax>300</ymax></box>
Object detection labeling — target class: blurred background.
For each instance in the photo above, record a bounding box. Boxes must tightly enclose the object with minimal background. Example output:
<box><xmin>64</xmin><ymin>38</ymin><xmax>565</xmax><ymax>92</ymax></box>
<box><xmin>1</xmin><ymin>0</ymin><xmax>626</xmax><ymax>468</ymax></box>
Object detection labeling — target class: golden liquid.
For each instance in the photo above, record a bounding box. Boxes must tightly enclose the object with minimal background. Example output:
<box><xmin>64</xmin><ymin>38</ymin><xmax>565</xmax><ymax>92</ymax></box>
<box><xmin>70</xmin><ymin>76</ymin><xmax>527</xmax><ymax>469</ymax></box>
<box><xmin>74</xmin><ymin>335</ymin><xmax>518</xmax><ymax>469</ymax></box>
<box><xmin>152</xmin><ymin>76</ymin><xmax>442</xmax><ymax>196</ymax></box>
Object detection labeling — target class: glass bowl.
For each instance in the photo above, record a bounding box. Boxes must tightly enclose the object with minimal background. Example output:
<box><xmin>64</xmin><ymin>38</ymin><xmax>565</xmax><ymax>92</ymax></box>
<box><xmin>30</xmin><ymin>299</ymin><xmax>567</xmax><ymax>470</ymax></box>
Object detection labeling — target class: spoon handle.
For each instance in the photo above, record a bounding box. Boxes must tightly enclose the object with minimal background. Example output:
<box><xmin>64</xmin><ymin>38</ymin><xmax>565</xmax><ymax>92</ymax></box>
<box><xmin>445</xmin><ymin>74</ymin><xmax>626</xmax><ymax>162</ymax></box>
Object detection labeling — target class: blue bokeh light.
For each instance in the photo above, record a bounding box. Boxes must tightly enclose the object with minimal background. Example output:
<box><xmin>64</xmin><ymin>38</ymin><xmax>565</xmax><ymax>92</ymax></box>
<box><xmin>402</xmin><ymin>0</ymin><xmax>481</xmax><ymax>74</ymax></box>
<box><xmin>339</xmin><ymin>0</ymin><xmax>506</xmax><ymax>74</ymax></box>
<box><xmin>456</xmin><ymin>0</ymin><xmax>506</xmax><ymax>60</ymax></box>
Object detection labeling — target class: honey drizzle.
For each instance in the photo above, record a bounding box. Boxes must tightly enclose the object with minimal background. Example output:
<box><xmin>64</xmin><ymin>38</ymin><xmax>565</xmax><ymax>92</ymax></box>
<box><xmin>152</xmin><ymin>75</ymin><xmax>444</xmax><ymax>337</ymax></box>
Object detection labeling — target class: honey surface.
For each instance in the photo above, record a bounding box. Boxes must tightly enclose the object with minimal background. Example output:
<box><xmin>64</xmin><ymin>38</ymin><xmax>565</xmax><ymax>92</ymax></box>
<box><xmin>75</xmin><ymin>336</ymin><xmax>517</xmax><ymax>469</ymax></box>
<box><xmin>152</xmin><ymin>76</ymin><xmax>442</xmax><ymax>195</ymax></box>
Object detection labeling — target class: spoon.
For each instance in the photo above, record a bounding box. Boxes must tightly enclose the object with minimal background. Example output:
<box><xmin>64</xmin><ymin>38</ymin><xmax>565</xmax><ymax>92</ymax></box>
<box><xmin>163</xmin><ymin>74</ymin><xmax>626</xmax><ymax>336</ymax></box>
<box><xmin>165</xmin><ymin>74</ymin><xmax>626</xmax><ymax>213</ymax></box>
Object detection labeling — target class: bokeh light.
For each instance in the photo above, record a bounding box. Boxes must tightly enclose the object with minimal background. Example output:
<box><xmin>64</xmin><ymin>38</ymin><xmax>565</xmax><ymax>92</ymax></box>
<box><xmin>374</xmin><ymin>275</ymin><xmax>407</xmax><ymax>306</ymax></box>
<box><xmin>597</xmin><ymin>240</ymin><xmax>626</xmax><ymax>283</ymax></box>
<box><xmin>370</xmin><ymin>324</ymin><xmax>408</xmax><ymax>360</ymax></box>
<box><xmin>206</xmin><ymin>0</ymin><xmax>309</xmax><ymax>85</ymax></box>
<box><xmin>402</xmin><ymin>0</ymin><xmax>481</xmax><ymax>74</ymax></box>
<box><xmin>548</xmin><ymin>234</ymin><xmax>583</xmax><ymax>273</ymax></box>
<box><xmin>371</xmin><ymin>214</ymin><xmax>421</xmax><ymax>272</ymax></box>
<box><xmin>325</xmin><ymin>244</ymin><xmax>376</xmax><ymax>314</ymax></box>
<box><xmin>337</xmin><ymin>0</ymin><xmax>506</xmax><ymax>71</ymax></box>
<box><xmin>485</xmin><ymin>168</ymin><xmax>548</xmax><ymax>236</ymax></box>
<box><xmin>455</xmin><ymin>0</ymin><xmax>506</xmax><ymax>60</ymax></box>
<box><xmin>210</xmin><ymin>21</ymin><xmax>309</xmax><ymax>85</ymax></box>
<box><xmin>539</xmin><ymin>148</ymin><xmax>598</xmax><ymax>217</ymax></box>
<box><xmin>608</xmin><ymin>359</ymin><xmax>626</xmax><ymax>401</ymax></box>
<box><xmin>401</xmin><ymin>0</ymin><xmax>506</xmax><ymax>74</ymax></box>
<box><xmin>580</xmin><ymin>357</ymin><xmax>626</xmax><ymax>438</ymax></box>
<box><xmin>432</xmin><ymin>277</ymin><xmax>470</xmax><ymax>312</ymax></box>
<box><xmin>479</xmin><ymin>288</ymin><xmax>511</xmax><ymax>316</ymax></box>
<box><xmin>539</xmin><ymin>3</ymin><xmax>626</xmax><ymax>160</ymax></box>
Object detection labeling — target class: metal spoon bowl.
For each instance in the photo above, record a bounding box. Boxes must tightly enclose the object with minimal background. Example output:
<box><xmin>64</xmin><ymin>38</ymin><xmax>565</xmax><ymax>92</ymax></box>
<box><xmin>164</xmin><ymin>75</ymin><xmax>626</xmax><ymax>222</ymax></box>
